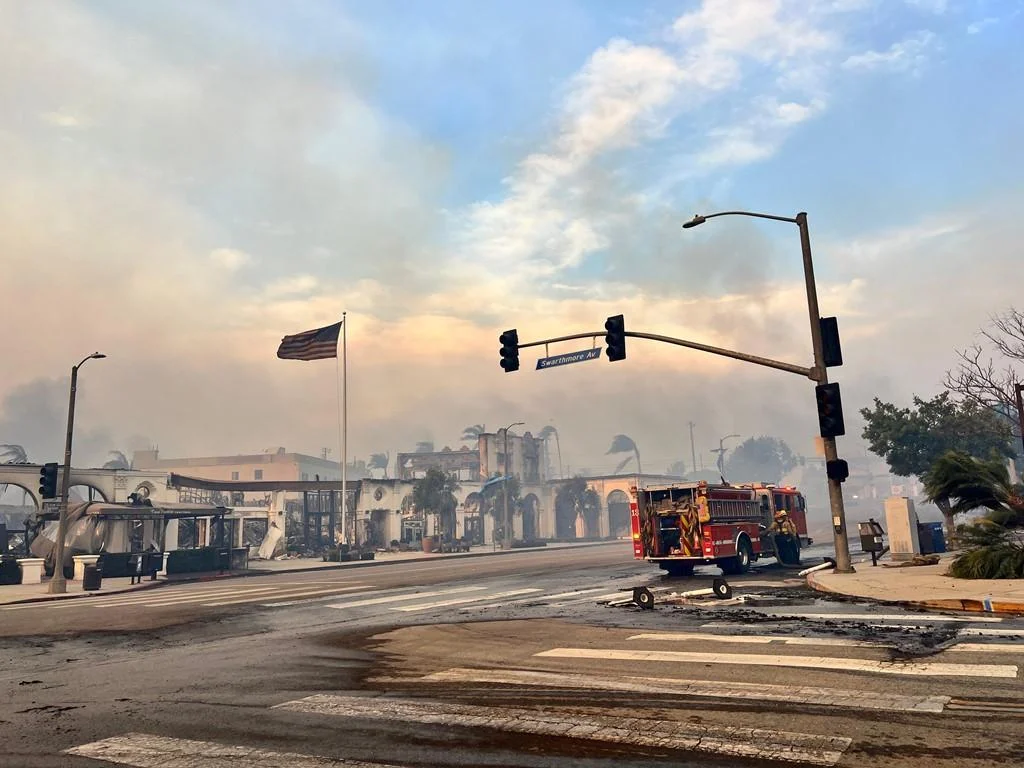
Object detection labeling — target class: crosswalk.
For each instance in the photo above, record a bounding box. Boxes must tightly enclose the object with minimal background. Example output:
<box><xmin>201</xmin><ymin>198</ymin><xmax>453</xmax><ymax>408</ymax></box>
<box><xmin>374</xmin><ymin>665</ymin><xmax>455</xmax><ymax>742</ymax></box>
<box><xmin>61</xmin><ymin>620</ymin><xmax>1023</xmax><ymax>768</ymax></box>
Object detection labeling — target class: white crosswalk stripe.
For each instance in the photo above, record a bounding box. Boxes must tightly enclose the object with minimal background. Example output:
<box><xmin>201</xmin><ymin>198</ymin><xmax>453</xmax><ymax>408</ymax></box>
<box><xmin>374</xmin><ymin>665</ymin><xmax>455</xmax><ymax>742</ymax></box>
<box><xmin>391</xmin><ymin>588</ymin><xmax>542</xmax><ymax>612</ymax></box>
<box><xmin>628</xmin><ymin>632</ymin><xmax>1024</xmax><ymax>653</ymax></box>
<box><xmin>326</xmin><ymin>586</ymin><xmax>486</xmax><ymax>610</ymax></box>
<box><xmin>759</xmin><ymin>611</ymin><xmax>1004</xmax><ymax>623</ymax></box>
<box><xmin>458</xmin><ymin>587</ymin><xmax>611</xmax><ymax>610</ymax></box>
<box><xmin>65</xmin><ymin>733</ymin><xmax>411</xmax><ymax>767</ymax></box>
<box><xmin>274</xmin><ymin>693</ymin><xmax>852</xmax><ymax>766</ymax></box>
<box><xmin>534</xmin><ymin>647</ymin><xmax>1019</xmax><ymax>678</ymax></box>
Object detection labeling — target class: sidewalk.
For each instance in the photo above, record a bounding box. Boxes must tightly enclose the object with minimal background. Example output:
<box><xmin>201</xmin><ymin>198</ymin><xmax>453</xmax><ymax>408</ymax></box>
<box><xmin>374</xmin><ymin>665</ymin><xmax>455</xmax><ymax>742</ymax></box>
<box><xmin>0</xmin><ymin>539</ymin><xmax>623</xmax><ymax>606</ymax></box>
<box><xmin>807</xmin><ymin>553</ymin><xmax>1024</xmax><ymax>616</ymax></box>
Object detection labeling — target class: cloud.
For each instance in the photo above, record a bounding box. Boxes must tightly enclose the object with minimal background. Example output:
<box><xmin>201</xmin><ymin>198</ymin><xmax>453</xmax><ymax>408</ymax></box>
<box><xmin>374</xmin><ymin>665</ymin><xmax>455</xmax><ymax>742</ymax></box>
<box><xmin>904</xmin><ymin>0</ymin><xmax>948</xmax><ymax>13</ymax></box>
<box><xmin>209</xmin><ymin>248</ymin><xmax>252</xmax><ymax>271</ymax></box>
<box><xmin>967</xmin><ymin>17</ymin><xmax>998</xmax><ymax>34</ymax></box>
<box><xmin>842</xmin><ymin>31</ymin><xmax>937</xmax><ymax>74</ymax></box>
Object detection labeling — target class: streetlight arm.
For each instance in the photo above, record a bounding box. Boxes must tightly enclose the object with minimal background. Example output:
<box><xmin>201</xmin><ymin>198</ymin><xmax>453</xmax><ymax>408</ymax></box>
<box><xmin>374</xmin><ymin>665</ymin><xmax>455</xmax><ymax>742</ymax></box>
<box><xmin>683</xmin><ymin>211</ymin><xmax>799</xmax><ymax>228</ymax></box>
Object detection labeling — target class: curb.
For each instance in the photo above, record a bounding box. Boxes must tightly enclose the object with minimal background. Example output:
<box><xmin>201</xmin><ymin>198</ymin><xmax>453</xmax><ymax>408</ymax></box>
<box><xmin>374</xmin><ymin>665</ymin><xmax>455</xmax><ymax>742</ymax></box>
<box><xmin>1</xmin><ymin>579</ymin><xmax>165</xmax><ymax>607</ymax></box>
<box><xmin>806</xmin><ymin>572</ymin><xmax>1024</xmax><ymax>617</ymax></box>
<box><xmin>2</xmin><ymin>540</ymin><xmax>622</xmax><ymax>604</ymax></box>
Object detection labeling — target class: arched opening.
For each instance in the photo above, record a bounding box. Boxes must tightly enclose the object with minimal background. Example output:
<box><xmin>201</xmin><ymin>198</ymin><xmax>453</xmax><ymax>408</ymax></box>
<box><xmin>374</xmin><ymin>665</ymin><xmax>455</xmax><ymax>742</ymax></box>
<box><xmin>607</xmin><ymin>489</ymin><xmax>630</xmax><ymax>539</ymax></box>
<box><xmin>0</xmin><ymin>481</ymin><xmax>38</xmax><ymax>556</ymax></box>
<box><xmin>521</xmin><ymin>493</ymin><xmax>539</xmax><ymax>542</ymax></box>
<box><xmin>554</xmin><ymin>493</ymin><xmax>577</xmax><ymax>539</ymax></box>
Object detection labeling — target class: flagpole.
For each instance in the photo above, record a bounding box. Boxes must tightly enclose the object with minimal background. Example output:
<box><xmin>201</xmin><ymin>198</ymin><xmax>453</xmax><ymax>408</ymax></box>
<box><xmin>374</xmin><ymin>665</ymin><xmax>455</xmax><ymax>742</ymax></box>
<box><xmin>339</xmin><ymin>312</ymin><xmax>348</xmax><ymax>546</ymax></box>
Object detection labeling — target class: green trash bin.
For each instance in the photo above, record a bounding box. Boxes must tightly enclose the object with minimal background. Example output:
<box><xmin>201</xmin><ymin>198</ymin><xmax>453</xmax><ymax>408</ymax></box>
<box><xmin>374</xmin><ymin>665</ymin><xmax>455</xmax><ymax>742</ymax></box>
<box><xmin>83</xmin><ymin>564</ymin><xmax>103</xmax><ymax>591</ymax></box>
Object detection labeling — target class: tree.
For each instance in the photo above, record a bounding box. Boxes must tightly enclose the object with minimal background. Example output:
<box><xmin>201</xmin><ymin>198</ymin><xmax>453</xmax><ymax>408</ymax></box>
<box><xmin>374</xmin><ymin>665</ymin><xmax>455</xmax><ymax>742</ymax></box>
<box><xmin>102</xmin><ymin>450</ymin><xmax>131</xmax><ymax>470</ymax></box>
<box><xmin>554</xmin><ymin>476</ymin><xmax>601</xmax><ymax>538</ymax></box>
<box><xmin>666</xmin><ymin>460</ymin><xmax>687</xmax><ymax>478</ymax></box>
<box><xmin>367</xmin><ymin>452</ymin><xmax>390</xmax><ymax>478</ymax></box>
<box><xmin>861</xmin><ymin>391</ymin><xmax>1015</xmax><ymax>539</ymax></box>
<box><xmin>723</xmin><ymin>437</ymin><xmax>796</xmax><ymax>484</ymax></box>
<box><xmin>538</xmin><ymin>425</ymin><xmax>563</xmax><ymax>479</ymax></box>
<box><xmin>944</xmin><ymin>307</ymin><xmax>1023</xmax><ymax>446</ymax></box>
<box><xmin>482</xmin><ymin>474</ymin><xmax>522</xmax><ymax>539</ymax></box>
<box><xmin>460</xmin><ymin>424</ymin><xmax>486</xmax><ymax>442</ymax></box>
<box><xmin>924</xmin><ymin>450</ymin><xmax>1024</xmax><ymax>578</ymax></box>
<box><xmin>411</xmin><ymin>468</ymin><xmax>459</xmax><ymax>540</ymax></box>
<box><xmin>607</xmin><ymin>434</ymin><xmax>642</xmax><ymax>474</ymax></box>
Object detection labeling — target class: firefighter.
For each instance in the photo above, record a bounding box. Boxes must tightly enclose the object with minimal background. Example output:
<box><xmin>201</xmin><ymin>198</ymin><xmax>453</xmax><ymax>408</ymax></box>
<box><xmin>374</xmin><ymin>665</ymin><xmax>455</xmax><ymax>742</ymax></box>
<box><xmin>771</xmin><ymin>509</ymin><xmax>800</xmax><ymax>565</ymax></box>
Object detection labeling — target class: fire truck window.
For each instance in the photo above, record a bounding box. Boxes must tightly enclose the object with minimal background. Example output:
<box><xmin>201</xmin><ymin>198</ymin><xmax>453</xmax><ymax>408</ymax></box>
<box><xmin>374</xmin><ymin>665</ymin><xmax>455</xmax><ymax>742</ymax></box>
<box><xmin>761</xmin><ymin>496</ymin><xmax>771</xmax><ymax>515</ymax></box>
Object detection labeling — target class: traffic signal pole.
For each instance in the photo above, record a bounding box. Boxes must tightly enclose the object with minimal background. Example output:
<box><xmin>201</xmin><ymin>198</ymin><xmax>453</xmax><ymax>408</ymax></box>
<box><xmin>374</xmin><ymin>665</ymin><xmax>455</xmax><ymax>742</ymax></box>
<box><xmin>797</xmin><ymin>213</ymin><xmax>854</xmax><ymax>574</ymax></box>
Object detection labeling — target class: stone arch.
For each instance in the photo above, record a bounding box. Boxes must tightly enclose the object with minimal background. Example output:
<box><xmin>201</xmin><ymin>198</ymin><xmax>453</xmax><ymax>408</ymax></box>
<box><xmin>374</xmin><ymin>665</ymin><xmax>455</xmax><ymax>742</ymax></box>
<box><xmin>69</xmin><ymin>483</ymin><xmax>109</xmax><ymax>503</ymax></box>
<box><xmin>0</xmin><ymin>481</ymin><xmax>41</xmax><ymax>511</ymax></box>
<box><xmin>131</xmin><ymin>482</ymin><xmax>156</xmax><ymax>502</ymax></box>
<box><xmin>607</xmin><ymin>489</ymin><xmax>630</xmax><ymax>538</ymax></box>
<box><xmin>463</xmin><ymin>492</ymin><xmax>482</xmax><ymax>514</ymax></box>
<box><xmin>521</xmin><ymin>493</ymin><xmax>539</xmax><ymax>541</ymax></box>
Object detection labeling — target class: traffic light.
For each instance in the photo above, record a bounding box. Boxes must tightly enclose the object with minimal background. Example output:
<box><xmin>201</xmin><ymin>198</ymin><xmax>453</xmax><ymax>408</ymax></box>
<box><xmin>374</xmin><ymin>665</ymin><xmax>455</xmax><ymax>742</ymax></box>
<box><xmin>604</xmin><ymin>314</ymin><xmax>626</xmax><ymax>362</ymax></box>
<box><xmin>38</xmin><ymin>462</ymin><xmax>59</xmax><ymax>499</ymax></box>
<box><xmin>499</xmin><ymin>329</ymin><xmax>519</xmax><ymax>372</ymax></box>
<box><xmin>815</xmin><ymin>382</ymin><xmax>846</xmax><ymax>438</ymax></box>
<box><xmin>826</xmin><ymin>458</ymin><xmax>850</xmax><ymax>482</ymax></box>
<box><xmin>820</xmin><ymin>316</ymin><xmax>843</xmax><ymax>367</ymax></box>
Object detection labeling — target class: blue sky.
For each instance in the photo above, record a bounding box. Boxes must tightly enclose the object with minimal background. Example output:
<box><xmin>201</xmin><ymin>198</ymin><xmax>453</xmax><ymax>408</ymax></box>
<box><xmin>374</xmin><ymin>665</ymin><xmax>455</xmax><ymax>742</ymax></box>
<box><xmin>1</xmin><ymin>0</ymin><xmax>1023</xmax><ymax>477</ymax></box>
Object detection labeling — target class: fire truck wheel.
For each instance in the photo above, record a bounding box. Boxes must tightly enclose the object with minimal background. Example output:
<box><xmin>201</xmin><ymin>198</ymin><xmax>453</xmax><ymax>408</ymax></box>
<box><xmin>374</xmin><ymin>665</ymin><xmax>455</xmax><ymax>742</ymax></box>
<box><xmin>722</xmin><ymin>537</ymin><xmax>752</xmax><ymax>575</ymax></box>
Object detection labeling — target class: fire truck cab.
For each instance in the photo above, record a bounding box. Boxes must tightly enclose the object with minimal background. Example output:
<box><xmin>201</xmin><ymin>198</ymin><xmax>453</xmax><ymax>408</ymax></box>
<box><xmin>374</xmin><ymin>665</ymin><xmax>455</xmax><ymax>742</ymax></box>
<box><xmin>629</xmin><ymin>481</ymin><xmax>809</xmax><ymax>577</ymax></box>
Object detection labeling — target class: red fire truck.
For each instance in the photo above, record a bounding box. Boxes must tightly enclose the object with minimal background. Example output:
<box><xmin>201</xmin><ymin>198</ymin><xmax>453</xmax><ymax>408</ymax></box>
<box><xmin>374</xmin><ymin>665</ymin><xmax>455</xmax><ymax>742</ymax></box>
<box><xmin>629</xmin><ymin>481</ymin><xmax>809</xmax><ymax>577</ymax></box>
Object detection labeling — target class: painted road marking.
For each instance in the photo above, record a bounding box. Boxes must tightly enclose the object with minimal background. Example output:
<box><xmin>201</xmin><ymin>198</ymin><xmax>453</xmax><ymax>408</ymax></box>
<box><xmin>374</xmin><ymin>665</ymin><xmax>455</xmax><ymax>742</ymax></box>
<box><xmin>85</xmin><ymin>585</ymin><xmax>288</xmax><ymax>607</ymax></box>
<box><xmin>555</xmin><ymin>591</ymin><xmax>630</xmax><ymax>605</ymax></box>
<box><xmin>961</xmin><ymin>628</ymin><xmax>1024</xmax><ymax>637</ymax></box>
<box><xmin>274</xmin><ymin>694</ymin><xmax>851</xmax><ymax>766</ymax></box>
<box><xmin>414</xmin><ymin>667</ymin><xmax>950</xmax><ymax>713</ymax></box>
<box><xmin>326</xmin><ymin>586</ymin><xmax>486</xmax><ymax>610</ymax></box>
<box><xmin>201</xmin><ymin>585</ymin><xmax>372</xmax><ymax>607</ymax></box>
<box><xmin>1</xmin><ymin>584</ymin><xmax>286</xmax><ymax>610</ymax></box>
<box><xmin>534</xmin><ymin>647</ymin><xmax>1019</xmax><ymax>678</ymax></box>
<box><xmin>629</xmin><ymin>633</ymin><xmax>1024</xmax><ymax>653</ymax></box>
<box><xmin>391</xmin><ymin>588</ymin><xmax>542</xmax><ymax>612</ymax></box>
<box><xmin>761</xmin><ymin>612</ymin><xmax>1004</xmax><ymax>623</ymax></box>
<box><xmin>64</xmin><ymin>732</ymin><xmax>411</xmax><ymax>767</ymax></box>
<box><xmin>458</xmin><ymin>587</ymin><xmax>610</xmax><ymax>610</ymax></box>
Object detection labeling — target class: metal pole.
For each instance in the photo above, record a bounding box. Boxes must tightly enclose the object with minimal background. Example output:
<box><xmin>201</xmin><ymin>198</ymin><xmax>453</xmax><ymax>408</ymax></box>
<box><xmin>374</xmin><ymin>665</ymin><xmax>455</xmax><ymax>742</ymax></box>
<box><xmin>48</xmin><ymin>364</ymin><xmax>79</xmax><ymax>594</ymax></box>
<box><xmin>503</xmin><ymin>428</ymin><xmax>510</xmax><ymax>550</ymax></box>
<box><xmin>688</xmin><ymin>422</ymin><xmax>697</xmax><ymax>476</ymax></box>
<box><xmin>341</xmin><ymin>312</ymin><xmax>348</xmax><ymax>546</ymax></box>
<box><xmin>797</xmin><ymin>213</ymin><xmax>853</xmax><ymax>573</ymax></box>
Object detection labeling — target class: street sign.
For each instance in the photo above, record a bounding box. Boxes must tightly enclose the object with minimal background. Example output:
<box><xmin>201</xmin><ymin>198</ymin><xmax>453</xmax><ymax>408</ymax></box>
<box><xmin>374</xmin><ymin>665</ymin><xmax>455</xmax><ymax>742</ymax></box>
<box><xmin>536</xmin><ymin>347</ymin><xmax>601</xmax><ymax>370</ymax></box>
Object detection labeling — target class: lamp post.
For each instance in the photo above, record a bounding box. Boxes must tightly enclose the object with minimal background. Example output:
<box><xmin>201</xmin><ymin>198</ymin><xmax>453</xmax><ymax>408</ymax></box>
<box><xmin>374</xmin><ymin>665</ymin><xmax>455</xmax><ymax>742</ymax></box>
<box><xmin>501</xmin><ymin>421</ymin><xmax>524</xmax><ymax>550</ymax></box>
<box><xmin>712</xmin><ymin>434</ymin><xmax>741</xmax><ymax>476</ymax></box>
<box><xmin>48</xmin><ymin>352</ymin><xmax>106</xmax><ymax>594</ymax></box>
<box><xmin>683</xmin><ymin>210</ymin><xmax>854</xmax><ymax>573</ymax></box>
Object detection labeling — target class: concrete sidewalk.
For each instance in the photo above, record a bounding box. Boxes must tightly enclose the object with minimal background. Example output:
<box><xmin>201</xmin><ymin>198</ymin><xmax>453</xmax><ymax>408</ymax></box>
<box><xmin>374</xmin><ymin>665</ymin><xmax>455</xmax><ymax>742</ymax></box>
<box><xmin>808</xmin><ymin>554</ymin><xmax>1024</xmax><ymax>616</ymax></box>
<box><xmin>0</xmin><ymin>539</ymin><xmax>624</xmax><ymax>606</ymax></box>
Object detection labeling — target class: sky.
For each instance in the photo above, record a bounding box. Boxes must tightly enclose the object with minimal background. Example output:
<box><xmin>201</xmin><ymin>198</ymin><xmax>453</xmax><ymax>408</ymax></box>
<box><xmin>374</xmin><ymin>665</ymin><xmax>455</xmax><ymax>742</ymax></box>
<box><xmin>1</xmin><ymin>0</ymin><xmax>1022</xmax><ymax>482</ymax></box>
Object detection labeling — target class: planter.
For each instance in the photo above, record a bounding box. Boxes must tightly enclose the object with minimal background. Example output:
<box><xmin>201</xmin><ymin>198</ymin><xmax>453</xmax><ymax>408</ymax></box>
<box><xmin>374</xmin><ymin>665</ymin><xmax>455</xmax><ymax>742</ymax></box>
<box><xmin>421</xmin><ymin>537</ymin><xmax>437</xmax><ymax>554</ymax></box>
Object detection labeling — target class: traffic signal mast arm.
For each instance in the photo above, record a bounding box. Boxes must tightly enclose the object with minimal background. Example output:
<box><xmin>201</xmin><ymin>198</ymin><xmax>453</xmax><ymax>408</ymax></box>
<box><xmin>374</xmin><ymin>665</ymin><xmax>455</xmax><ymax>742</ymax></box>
<box><xmin>514</xmin><ymin>329</ymin><xmax>816</xmax><ymax>380</ymax></box>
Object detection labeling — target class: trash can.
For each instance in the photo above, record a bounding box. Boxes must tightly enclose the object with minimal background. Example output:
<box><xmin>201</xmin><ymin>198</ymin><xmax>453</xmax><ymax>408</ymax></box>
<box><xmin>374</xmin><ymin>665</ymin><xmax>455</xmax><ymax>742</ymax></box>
<box><xmin>82</xmin><ymin>564</ymin><xmax>102</xmax><ymax>591</ymax></box>
<box><xmin>217</xmin><ymin>549</ymin><xmax>231</xmax><ymax>572</ymax></box>
<box><xmin>917</xmin><ymin>523</ymin><xmax>935</xmax><ymax>555</ymax></box>
<box><xmin>926</xmin><ymin>522</ymin><xmax>946</xmax><ymax>553</ymax></box>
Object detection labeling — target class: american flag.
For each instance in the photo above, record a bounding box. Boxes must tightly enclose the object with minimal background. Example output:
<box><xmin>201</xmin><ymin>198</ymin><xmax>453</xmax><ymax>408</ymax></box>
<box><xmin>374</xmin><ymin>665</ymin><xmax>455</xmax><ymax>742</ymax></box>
<box><xmin>276</xmin><ymin>320</ymin><xmax>342</xmax><ymax>361</ymax></box>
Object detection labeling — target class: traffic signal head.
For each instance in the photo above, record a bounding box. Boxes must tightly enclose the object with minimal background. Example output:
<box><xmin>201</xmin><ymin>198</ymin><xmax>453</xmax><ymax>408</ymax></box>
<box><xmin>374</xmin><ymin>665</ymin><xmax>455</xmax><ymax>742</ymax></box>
<box><xmin>38</xmin><ymin>462</ymin><xmax>59</xmax><ymax>499</ymax></box>
<box><xmin>499</xmin><ymin>329</ymin><xmax>519</xmax><ymax>372</ymax></box>
<box><xmin>820</xmin><ymin>316</ymin><xmax>843</xmax><ymax>368</ymax></box>
<box><xmin>815</xmin><ymin>382</ymin><xmax>846</xmax><ymax>438</ymax></box>
<box><xmin>604</xmin><ymin>314</ymin><xmax>626</xmax><ymax>362</ymax></box>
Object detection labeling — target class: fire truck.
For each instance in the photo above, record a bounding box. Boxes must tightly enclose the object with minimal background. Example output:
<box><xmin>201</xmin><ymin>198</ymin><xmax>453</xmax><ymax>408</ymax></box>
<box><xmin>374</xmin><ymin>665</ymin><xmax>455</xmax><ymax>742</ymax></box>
<box><xmin>629</xmin><ymin>481</ymin><xmax>810</xmax><ymax>577</ymax></box>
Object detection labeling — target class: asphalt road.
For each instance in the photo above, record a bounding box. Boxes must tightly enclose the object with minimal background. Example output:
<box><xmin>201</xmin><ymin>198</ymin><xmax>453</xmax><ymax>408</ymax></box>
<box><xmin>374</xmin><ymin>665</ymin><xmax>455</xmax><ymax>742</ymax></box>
<box><xmin>1</xmin><ymin>542</ymin><xmax>1022</xmax><ymax>768</ymax></box>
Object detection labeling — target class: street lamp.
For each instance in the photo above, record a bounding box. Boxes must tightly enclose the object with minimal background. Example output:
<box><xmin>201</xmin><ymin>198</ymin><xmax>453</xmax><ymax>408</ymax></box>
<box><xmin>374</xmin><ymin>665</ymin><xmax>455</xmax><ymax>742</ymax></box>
<box><xmin>711</xmin><ymin>434</ymin><xmax>741</xmax><ymax>476</ymax></box>
<box><xmin>48</xmin><ymin>352</ymin><xmax>106</xmax><ymax>594</ymax></box>
<box><xmin>683</xmin><ymin>210</ymin><xmax>854</xmax><ymax>573</ymax></box>
<box><xmin>501</xmin><ymin>421</ymin><xmax>525</xmax><ymax>550</ymax></box>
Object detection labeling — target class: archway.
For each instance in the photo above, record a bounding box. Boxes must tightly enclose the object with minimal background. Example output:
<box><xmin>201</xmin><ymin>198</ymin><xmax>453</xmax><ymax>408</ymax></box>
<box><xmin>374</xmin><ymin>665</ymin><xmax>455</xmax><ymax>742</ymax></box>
<box><xmin>521</xmin><ymin>493</ymin><xmax>539</xmax><ymax>542</ymax></box>
<box><xmin>463</xmin><ymin>492</ymin><xmax>483</xmax><ymax>545</ymax></box>
<box><xmin>0</xmin><ymin>481</ymin><xmax>38</xmax><ymax>555</ymax></box>
<box><xmin>69</xmin><ymin>484</ymin><xmax>108</xmax><ymax>503</ymax></box>
<box><xmin>554</xmin><ymin>494</ymin><xmax>577</xmax><ymax>539</ymax></box>
<box><xmin>607</xmin><ymin>490</ymin><xmax>630</xmax><ymax>539</ymax></box>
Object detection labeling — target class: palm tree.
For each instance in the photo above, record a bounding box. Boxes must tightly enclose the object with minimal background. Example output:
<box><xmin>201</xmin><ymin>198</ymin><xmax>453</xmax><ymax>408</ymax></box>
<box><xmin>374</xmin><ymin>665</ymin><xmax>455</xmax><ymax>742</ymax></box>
<box><xmin>538</xmin><ymin>425</ymin><xmax>563</xmax><ymax>479</ymax></box>
<box><xmin>0</xmin><ymin>444</ymin><xmax>29</xmax><ymax>464</ymax></box>
<box><xmin>924</xmin><ymin>450</ymin><xmax>1024</xmax><ymax>542</ymax></box>
<box><xmin>367</xmin><ymin>452</ymin><xmax>390</xmax><ymax>479</ymax></box>
<box><xmin>607</xmin><ymin>434</ymin><xmax>642</xmax><ymax>475</ymax></box>
<box><xmin>554</xmin><ymin>477</ymin><xmax>601</xmax><ymax>538</ymax></box>
<box><xmin>461</xmin><ymin>424</ymin><xmax>486</xmax><ymax>442</ymax></box>
<box><xmin>102</xmin><ymin>450</ymin><xmax>131</xmax><ymax>470</ymax></box>
<box><xmin>924</xmin><ymin>450</ymin><xmax>1024</xmax><ymax>577</ymax></box>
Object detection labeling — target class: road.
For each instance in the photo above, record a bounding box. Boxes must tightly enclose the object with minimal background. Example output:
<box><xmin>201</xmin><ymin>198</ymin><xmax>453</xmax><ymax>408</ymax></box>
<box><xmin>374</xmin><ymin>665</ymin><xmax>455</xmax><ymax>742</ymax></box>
<box><xmin>1</xmin><ymin>542</ymin><xmax>1022</xmax><ymax>767</ymax></box>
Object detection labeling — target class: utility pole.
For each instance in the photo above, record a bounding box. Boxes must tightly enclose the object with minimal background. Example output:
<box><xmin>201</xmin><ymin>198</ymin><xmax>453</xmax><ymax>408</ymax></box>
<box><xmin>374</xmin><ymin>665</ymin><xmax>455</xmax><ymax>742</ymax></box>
<box><xmin>687</xmin><ymin>421</ymin><xmax>697</xmax><ymax>475</ymax></box>
<box><xmin>49</xmin><ymin>352</ymin><xmax>105</xmax><ymax>594</ymax></box>
<box><xmin>501</xmin><ymin>421</ymin><xmax>524</xmax><ymax>550</ymax></box>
